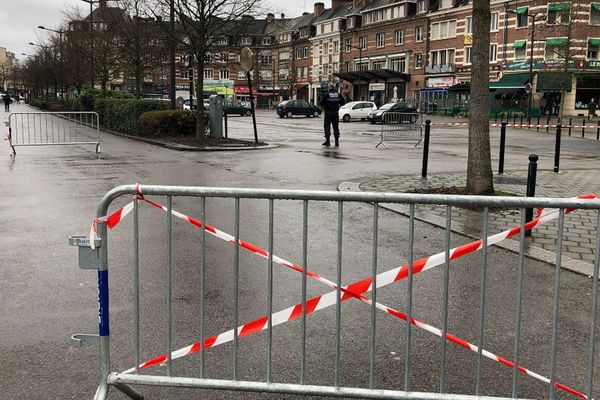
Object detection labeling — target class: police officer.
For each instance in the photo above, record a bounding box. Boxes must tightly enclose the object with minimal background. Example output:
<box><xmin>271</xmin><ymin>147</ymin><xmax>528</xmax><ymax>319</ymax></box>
<box><xmin>319</xmin><ymin>83</ymin><xmax>345</xmax><ymax>147</ymax></box>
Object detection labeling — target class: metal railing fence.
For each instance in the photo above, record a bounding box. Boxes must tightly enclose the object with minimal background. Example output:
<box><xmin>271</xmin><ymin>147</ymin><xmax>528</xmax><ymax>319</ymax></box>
<box><xmin>376</xmin><ymin>112</ymin><xmax>423</xmax><ymax>148</ymax></box>
<box><xmin>7</xmin><ymin>112</ymin><xmax>100</xmax><ymax>156</ymax></box>
<box><xmin>75</xmin><ymin>185</ymin><xmax>600</xmax><ymax>400</ymax></box>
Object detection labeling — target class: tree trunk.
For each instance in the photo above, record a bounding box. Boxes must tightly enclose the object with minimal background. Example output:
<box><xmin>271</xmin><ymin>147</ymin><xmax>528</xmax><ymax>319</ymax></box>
<box><xmin>196</xmin><ymin>49</ymin><xmax>206</xmax><ymax>139</ymax></box>
<box><xmin>466</xmin><ymin>0</ymin><xmax>494</xmax><ymax>195</ymax></box>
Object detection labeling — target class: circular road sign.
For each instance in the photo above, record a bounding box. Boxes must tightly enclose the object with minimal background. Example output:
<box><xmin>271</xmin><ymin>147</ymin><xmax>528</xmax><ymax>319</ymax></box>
<box><xmin>525</xmin><ymin>82</ymin><xmax>532</xmax><ymax>93</ymax></box>
<box><xmin>240</xmin><ymin>47</ymin><xmax>254</xmax><ymax>72</ymax></box>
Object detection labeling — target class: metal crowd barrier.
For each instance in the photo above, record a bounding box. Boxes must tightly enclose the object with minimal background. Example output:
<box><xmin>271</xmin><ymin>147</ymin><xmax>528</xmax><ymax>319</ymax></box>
<box><xmin>73</xmin><ymin>185</ymin><xmax>600</xmax><ymax>400</ymax></box>
<box><xmin>376</xmin><ymin>112</ymin><xmax>423</xmax><ymax>149</ymax></box>
<box><xmin>7</xmin><ymin>112</ymin><xmax>100</xmax><ymax>156</ymax></box>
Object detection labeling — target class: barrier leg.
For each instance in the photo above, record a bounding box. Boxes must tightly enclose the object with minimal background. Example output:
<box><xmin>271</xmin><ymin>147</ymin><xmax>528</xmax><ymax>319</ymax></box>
<box><xmin>525</xmin><ymin>154</ymin><xmax>538</xmax><ymax>237</ymax></box>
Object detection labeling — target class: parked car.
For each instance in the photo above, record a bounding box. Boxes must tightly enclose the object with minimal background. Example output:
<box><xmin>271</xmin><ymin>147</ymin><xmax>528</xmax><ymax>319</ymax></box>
<box><xmin>182</xmin><ymin>99</ymin><xmax>198</xmax><ymax>110</ymax></box>
<box><xmin>367</xmin><ymin>102</ymin><xmax>418</xmax><ymax>124</ymax></box>
<box><xmin>223</xmin><ymin>101</ymin><xmax>253</xmax><ymax>116</ymax></box>
<box><xmin>277</xmin><ymin>100</ymin><xmax>321</xmax><ymax>118</ymax></box>
<box><xmin>338</xmin><ymin>101</ymin><xmax>377</xmax><ymax>122</ymax></box>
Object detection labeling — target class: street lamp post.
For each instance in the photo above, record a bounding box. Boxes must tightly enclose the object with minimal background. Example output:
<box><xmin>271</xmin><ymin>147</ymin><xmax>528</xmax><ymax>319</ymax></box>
<box><xmin>81</xmin><ymin>0</ymin><xmax>101</xmax><ymax>90</ymax></box>
<box><xmin>38</xmin><ymin>26</ymin><xmax>66</xmax><ymax>98</ymax></box>
<box><xmin>348</xmin><ymin>44</ymin><xmax>364</xmax><ymax>101</ymax></box>
<box><xmin>508</xmin><ymin>9</ymin><xmax>538</xmax><ymax>118</ymax></box>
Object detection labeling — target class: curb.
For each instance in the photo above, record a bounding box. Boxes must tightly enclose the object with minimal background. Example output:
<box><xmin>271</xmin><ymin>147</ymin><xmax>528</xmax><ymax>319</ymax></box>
<box><xmin>338</xmin><ymin>181</ymin><xmax>595</xmax><ymax>278</ymax></box>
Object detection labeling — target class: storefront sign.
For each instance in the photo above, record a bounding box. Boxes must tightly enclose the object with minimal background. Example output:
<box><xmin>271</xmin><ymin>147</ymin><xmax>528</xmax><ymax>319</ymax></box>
<box><xmin>234</xmin><ymin>85</ymin><xmax>250</xmax><ymax>94</ymax></box>
<box><xmin>427</xmin><ymin>76</ymin><xmax>455</xmax><ymax>88</ymax></box>
<box><xmin>508</xmin><ymin>59</ymin><xmax>598</xmax><ymax>71</ymax></box>
<box><xmin>369</xmin><ymin>83</ymin><xmax>386</xmax><ymax>91</ymax></box>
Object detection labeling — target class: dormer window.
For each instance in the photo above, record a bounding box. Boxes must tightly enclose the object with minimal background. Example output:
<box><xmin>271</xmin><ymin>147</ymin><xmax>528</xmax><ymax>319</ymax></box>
<box><xmin>261</xmin><ymin>37</ymin><xmax>272</xmax><ymax>46</ymax></box>
<box><xmin>240</xmin><ymin>37</ymin><xmax>252</xmax><ymax>46</ymax></box>
<box><xmin>216</xmin><ymin>37</ymin><xmax>228</xmax><ymax>45</ymax></box>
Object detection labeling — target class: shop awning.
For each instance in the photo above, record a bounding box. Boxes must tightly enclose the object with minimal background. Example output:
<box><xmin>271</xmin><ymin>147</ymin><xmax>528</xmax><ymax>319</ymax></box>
<box><xmin>593</xmin><ymin>3</ymin><xmax>600</xmax><ymax>11</ymax></box>
<box><xmin>589</xmin><ymin>38</ymin><xmax>600</xmax><ymax>47</ymax></box>
<box><xmin>512</xmin><ymin>40</ymin><xmax>527</xmax><ymax>49</ymax></box>
<box><xmin>489</xmin><ymin>73</ymin><xmax>530</xmax><ymax>89</ymax></box>
<box><xmin>547</xmin><ymin>2</ymin><xmax>570</xmax><ymax>11</ymax></box>
<box><xmin>546</xmin><ymin>37</ymin><xmax>568</xmax><ymax>46</ymax></box>
<box><xmin>515</xmin><ymin>6</ymin><xmax>529</xmax><ymax>14</ymax></box>
<box><xmin>536</xmin><ymin>72</ymin><xmax>572</xmax><ymax>92</ymax></box>
<box><xmin>334</xmin><ymin>69</ymin><xmax>409</xmax><ymax>83</ymax></box>
<box><xmin>448</xmin><ymin>83</ymin><xmax>471</xmax><ymax>93</ymax></box>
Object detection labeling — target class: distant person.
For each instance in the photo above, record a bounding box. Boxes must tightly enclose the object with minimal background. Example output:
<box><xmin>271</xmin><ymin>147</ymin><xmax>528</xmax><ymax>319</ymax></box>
<box><xmin>540</xmin><ymin>96</ymin><xmax>547</xmax><ymax>116</ymax></box>
<box><xmin>3</xmin><ymin>94</ymin><xmax>11</xmax><ymax>112</ymax></box>
<box><xmin>319</xmin><ymin>84</ymin><xmax>345</xmax><ymax>147</ymax></box>
<box><xmin>589</xmin><ymin>98</ymin><xmax>597</xmax><ymax>120</ymax></box>
<box><xmin>14</xmin><ymin>94</ymin><xmax>20</xmax><ymax>105</ymax></box>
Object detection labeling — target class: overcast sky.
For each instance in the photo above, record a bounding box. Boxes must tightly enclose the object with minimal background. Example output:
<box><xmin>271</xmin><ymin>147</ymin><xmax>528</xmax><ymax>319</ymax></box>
<box><xmin>1</xmin><ymin>0</ymin><xmax>331</xmax><ymax>62</ymax></box>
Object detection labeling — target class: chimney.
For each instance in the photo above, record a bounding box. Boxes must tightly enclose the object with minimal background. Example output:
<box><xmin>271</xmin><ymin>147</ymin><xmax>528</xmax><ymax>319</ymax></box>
<box><xmin>281</xmin><ymin>13</ymin><xmax>285</xmax><ymax>19</ymax></box>
<box><xmin>332</xmin><ymin>0</ymin><xmax>342</xmax><ymax>10</ymax></box>
<box><xmin>314</xmin><ymin>2</ymin><xmax>325</xmax><ymax>17</ymax></box>
<box><xmin>267</xmin><ymin>13</ymin><xmax>275</xmax><ymax>22</ymax></box>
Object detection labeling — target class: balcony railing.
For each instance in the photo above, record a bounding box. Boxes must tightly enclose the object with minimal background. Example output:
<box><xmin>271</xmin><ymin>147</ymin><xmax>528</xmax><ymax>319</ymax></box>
<box><xmin>425</xmin><ymin>63</ymin><xmax>456</xmax><ymax>74</ymax></box>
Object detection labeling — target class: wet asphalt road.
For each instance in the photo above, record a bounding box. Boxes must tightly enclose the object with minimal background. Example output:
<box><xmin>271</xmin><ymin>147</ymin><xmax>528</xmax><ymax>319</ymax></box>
<box><xmin>1</xmin><ymin>104</ymin><xmax>600</xmax><ymax>400</ymax></box>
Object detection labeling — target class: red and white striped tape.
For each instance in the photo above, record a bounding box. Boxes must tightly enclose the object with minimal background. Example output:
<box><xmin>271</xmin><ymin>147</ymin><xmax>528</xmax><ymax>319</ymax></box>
<box><xmin>92</xmin><ymin>190</ymin><xmax>598</xmax><ymax>398</ymax></box>
<box><xmin>429</xmin><ymin>121</ymin><xmax>600</xmax><ymax>129</ymax></box>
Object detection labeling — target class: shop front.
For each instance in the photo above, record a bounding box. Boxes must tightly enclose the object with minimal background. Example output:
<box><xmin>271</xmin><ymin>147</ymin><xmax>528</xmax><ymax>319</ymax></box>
<box><xmin>333</xmin><ymin>69</ymin><xmax>409</xmax><ymax>107</ymax></box>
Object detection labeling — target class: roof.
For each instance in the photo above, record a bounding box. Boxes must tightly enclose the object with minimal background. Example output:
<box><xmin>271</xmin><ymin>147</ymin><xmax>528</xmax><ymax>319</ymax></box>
<box><xmin>313</xmin><ymin>2</ymin><xmax>354</xmax><ymax>23</ymax></box>
<box><xmin>291</xmin><ymin>13</ymin><xmax>316</xmax><ymax>29</ymax></box>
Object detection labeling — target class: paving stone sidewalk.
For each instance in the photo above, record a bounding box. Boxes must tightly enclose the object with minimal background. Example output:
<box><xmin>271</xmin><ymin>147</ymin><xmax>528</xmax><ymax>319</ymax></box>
<box><xmin>359</xmin><ymin>169</ymin><xmax>600</xmax><ymax>264</ymax></box>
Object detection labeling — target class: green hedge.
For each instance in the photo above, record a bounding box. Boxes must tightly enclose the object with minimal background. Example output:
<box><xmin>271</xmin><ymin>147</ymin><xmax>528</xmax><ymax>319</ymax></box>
<box><xmin>95</xmin><ymin>99</ymin><xmax>168</xmax><ymax>135</ymax></box>
<box><xmin>28</xmin><ymin>98</ymin><xmax>82</xmax><ymax>112</ymax></box>
<box><xmin>137</xmin><ymin>110</ymin><xmax>208</xmax><ymax>137</ymax></box>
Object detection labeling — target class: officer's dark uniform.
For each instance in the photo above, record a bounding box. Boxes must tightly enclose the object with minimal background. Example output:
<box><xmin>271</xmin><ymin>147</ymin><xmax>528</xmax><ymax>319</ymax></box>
<box><xmin>319</xmin><ymin>88</ymin><xmax>345</xmax><ymax>146</ymax></box>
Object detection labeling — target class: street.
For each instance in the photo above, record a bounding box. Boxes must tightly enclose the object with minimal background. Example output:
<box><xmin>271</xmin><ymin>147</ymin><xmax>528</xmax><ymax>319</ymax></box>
<box><xmin>1</xmin><ymin>103</ymin><xmax>600</xmax><ymax>400</ymax></box>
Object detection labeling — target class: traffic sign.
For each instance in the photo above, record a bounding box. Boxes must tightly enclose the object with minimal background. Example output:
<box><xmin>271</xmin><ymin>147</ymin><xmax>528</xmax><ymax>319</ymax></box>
<box><xmin>525</xmin><ymin>82</ymin><xmax>532</xmax><ymax>93</ymax></box>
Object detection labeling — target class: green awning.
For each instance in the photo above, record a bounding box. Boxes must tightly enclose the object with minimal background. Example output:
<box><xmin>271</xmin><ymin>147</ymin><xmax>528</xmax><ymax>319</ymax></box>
<box><xmin>489</xmin><ymin>73</ymin><xmax>530</xmax><ymax>89</ymax></box>
<box><xmin>512</xmin><ymin>40</ymin><xmax>527</xmax><ymax>49</ymax></box>
<box><xmin>593</xmin><ymin>2</ymin><xmax>600</xmax><ymax>11</ymax></box>
<box><xmin>536</xmin><ymin>72</ymin><xmax>572</xmax><ymax>92</ymax></box>
<box><xmin>548</xmin><ymin>2</ymin><xmax>571</xmax><ymax>11</ymax></box>
<box><xmin>546</xmin><ymin>37</ymin><xmax>568</xmax><ymax>46</ymax></box>
<box><xmin>515</xmin><ymin>6</ymin><xmax>529</xmax><ymax>14</ymax></box>
<box><xmin>589</xmin><ymin>38</ymin><xmax>600</xmax><ymax>47</ymax></box>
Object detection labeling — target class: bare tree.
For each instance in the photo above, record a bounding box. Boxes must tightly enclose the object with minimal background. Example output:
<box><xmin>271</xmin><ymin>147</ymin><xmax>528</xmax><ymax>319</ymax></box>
<box><xmin>466</xmin><ymin>0</ymin><xmax>494</xmax><ymax>195</ymax></box>
<box><xmin>153</xmin><ymin>0</ymin><xmax>263</xmax><ymax>138</ymax></box>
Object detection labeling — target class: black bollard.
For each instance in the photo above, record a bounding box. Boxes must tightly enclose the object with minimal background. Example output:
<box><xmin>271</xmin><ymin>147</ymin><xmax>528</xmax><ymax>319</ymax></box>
<box><xmin>554</xmin><ymin>123</ymin><xmax>562</xmax><ymax>173</ymax></box>
<box><xmin>520</xmin><ymin>115</ymin><xmax>523</xmax><ymax>128</ymax></box>
<box><xmin>582</xmin><ymin>118</ymin><xmax>586</xmax><ymax>138</ymax></box>
<box><xmin>597</xmin><ymin>120</ymin><xmax>600</xmax><ymax>140</ymax></box>
<box><xmin>223</xmin><ymin>111</ymin><xmax>228</xmax><ymax>139</ymax></box>
<box><xmin>528</xmin><ymin>116</ymin><xmax>531</xmax><ymax>130</ymax></box>
<box><xmin>513</xmin><ymin>114</ymin><xmax>517</xmax><ymax>126</ymax></box>
<box><xmin>537</xmin><ymin>116</ymin><xmax>540</xmax><ymax>132</ymax></box>
<box><xmin>494</xmin><ymin>114</ymin><xmax>498</xmax><ymax>124</ymax></box>
<box><xmin>421</xmin><ymin>120</ymin><xmax>431</xmax><ymax>179</ymax></box>
<box><xmin>499</xmin><ymin>122</ymin><xmax>507</xmax><ymax>174</ymax></box>
<box><xmin>525</xmin><ymin>154</ymin><xmax>539</xmax><ymax>237</ymax></box>
<box><xmin>568</xmin><ymin>117</ymin><xmax>572</xmax><ymax>136</ymax></box>
<box><xmin>546</xmin><ymin>115</ymin><xmax>551</xmax><ymax>133</ymax></box>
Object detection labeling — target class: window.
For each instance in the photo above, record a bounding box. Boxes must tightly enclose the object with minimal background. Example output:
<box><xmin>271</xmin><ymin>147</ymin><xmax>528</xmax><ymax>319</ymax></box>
<box><xmin>216</xmin><ymin>37</ymin><xmax>228</xmax><ymax>45</ymax></box>
<box><xmin>303</xmin><ymin>66</ymin><xmax>308</xmax><ymax>78</ymax></box>
<box><xmin>347</xmin><ymin>17</ymin><xmax>354</xmax><ymax>29</ymax></box>
<box><xmin>261</xmin><ymin>37</ymin><xmax>272</xmax><ymax>46</ymax></box>
<box><xmin>333</xmin><ymin>41</ymin><xmax>339</xmax><ymax>54</ymax></box>
<box><xmin>513</xmin><ymin>40</ymin><xmax>527</xmax><ymax>59</ymax></box>
<box><xmin>391</xmin><ymin>5</ymin><xmax>405</xmax><ymax>19</ymax></box>
<box><xmin>394</xmin><ymin>29</ymin><xmax>404</xmax><ymax>45</ymax></box>
<box><xmin>324</xmin><ymin>43</ymin><xmax>329</xmax><ymax>55</ymax></box>
<box><xmin>546</xmin><ymin>37</ymin><xmax>568</xmax><ymax>59</ymax></box>
<box><xmin>588</xmin><ymin>39</ymin><xmax>600</xmax><ymax>59</ymax></box>
<box><xmin>464</xmin><ymin>47</ymin><xmax>472</xmax><ymax>64</ymax></box>
<box><xmin>417</xmin><ymin>0</ymin><xmax>426</xmax><ymax>13</ymax></box>
<box><xmin>547</xmin><ymin>2</ymin><xmax>571</xmax><ymax>25</ymax></box>
<box><xmin>591</xmin><ymin>3</ymin><xmax>600</xmax><ymax>24</ymax></box>
<box><xmin>359</xmin><ymin>36</ymin><xmax>368</xmax><ymax>50</ymax></box>
<box><xmin>430</xmin><ymin>49</ymin><xmax>455</xmax><ymax>66</ymax></box>
<box><xmin>303</xmin><ymin>47</ymin><xmax>308</xmax><ymax>58</ymax></box>
<box><xmin>416</xmin><ymin>26</ymin><xmax>423</xmax><ymax>42</ymax></box>
<box><xmin>296</xmin><ymin>48</ymin><xmax>302</xmax><ymax>59</ymax></box>
<box><xmin>180</xmin><ymin>69</ymin><xmax>189</xmax><ymax>79</ymax></box>
<box><xmin>345</xmin><ymin>38</ymin><xmax>353</xmax><ymax>52</ymax></box>
<box><xmin>323</xmin><ymin>64</ymin><xmax>329</xmax><ymax>76</ymax></box>
<box><xmin>332</xmin><ymin>62</ymin><xmax>338</xmax><ymax>72</ymax></box>
<box><xmin>372</xmin><ymin>60</ymin><xmax>386</xmax><ymax>70</ymax></box>
<box><xmin>376</xmin><ymin>33</ymin><xmax>385</xmax><ymax>48</ymax></box>
<box><xmin>489</xmin><ymin>43</ymin><xmax>498</xmax><ymax>62</ymax></box>
<box><xmin>431</xmin><ymin>20</ymin><xmax>457</xmax><ymax>40</ymax></box>
<box><xmin>204</xmin><ymin>69</ymin><xmax>213</xmax><ymax>79</ymax></box>
<box><xmin>440</xmin><ymin>0</ymin><xmax>452</xmax><ymax>9</ymax></box>
<box><xmin>220</xmin><ymin>69</ymin><xmax>229</xmax><ymax>80</ymax></box>
<box><xmin>516</xmin><ymin>7</ymin><xmax>529</xmax><ymax>27</ymax></box>
<box><xmin>344</xmin><ymin>61</ymin><xmax>350</xmax><ymax>72</ymax></box>
<box><xmin>299</xmin><ymin>28</ymin><xmax>309</xmax><ymax>38</ymax></box>
<box><xmin>240</xmin><ymin>37</ymin><xmax>252</xmax><ymax>46</ymax></box>
<box><xmin>390</xmin><ymin>56</ymin><xmax>407</xmax><ymax>73</ymax></box>
<box><xmin>465</xmin><ymin>16</ymin><xmax>473</xmax><ymax>34</ymax></box>
<box><xmin>296</xmin><ymin>67</ymin><xmax>302</xmax><ymax>78</ymax></box>
<box><xmin>238</xmin><ymin>71</ymin><xmax>246</xmax><ymax>80</ymax></box>
<box><xmin>415</xmin><ymin>53</ymin><xmax>423</xmax><ymax>68</ymax></box>
<box><xmin>490</xmin><ymin>12</ymin><xmax>499</xmax><ymax>31</ymax></box>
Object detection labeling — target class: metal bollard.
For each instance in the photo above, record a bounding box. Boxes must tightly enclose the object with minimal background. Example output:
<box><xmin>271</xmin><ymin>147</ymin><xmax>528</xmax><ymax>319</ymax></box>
<box><xmin>527</xmin><ymin>116</ymin><xmax>531</xmax><ymax>130</ymax></box>
<box><xmin>537</xmin><ymin>116</ymin><xmax>540</xmax><ymax>132</ymax></box>
<box><xmin>520</xmin><ymin>115</ymin><xmax>523</xmax><ymax>127</ymax></box>
<box><xmin>546</xmin><ymin>115</ymin><xmax>551</xmax><ymax>133</ymax></box>
<box><xmin>554</xmin><ymin>123</ymin><xmax>562</xmax><ymax>173</ymax></box>
<box><xmin>499</xmin><ymin>122</ymin><xmax>507</xmax><ymax>175</ymax></box>
<box><xmin>223</xmin><ymin>111</ymin><xmax>228</xmax><ymax>139</ymax></box>
<box><xmin>582</xmin><ymin>118</ymin><xmax>586</xmax><ymax>138</ymax></box>
<box><xmin>568</xmin><ymin>117</ymin><xmax>572</xmax><ymax>136</ymax></box>
<box><xmin>513</xmin><ymin>114</ymin><xmax>517</xmax><ymax>126</ymax></box>
<box><xmin>421</xmin><ymin>120</ymin><xmax>431</xmax><ymax>179</ymax></box>
<box><xmin>525</xmin><ymin>154</ymin><xmax>539</xmax><ymax>237</ymax></box>
<box><xmin>597</xmin><ymin>120</ymin><xmax>600</xmax><ymax>140</ymax></box>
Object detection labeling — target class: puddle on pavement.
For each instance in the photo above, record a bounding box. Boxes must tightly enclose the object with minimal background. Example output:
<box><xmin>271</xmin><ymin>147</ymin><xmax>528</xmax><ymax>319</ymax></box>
<box><xmin>295</xmin><ymin>149</ymin><xmax>350</xmax><ymax>160</ymax></box>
